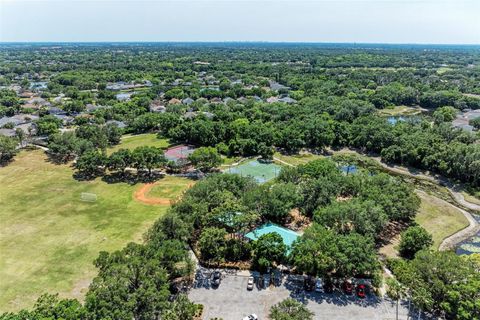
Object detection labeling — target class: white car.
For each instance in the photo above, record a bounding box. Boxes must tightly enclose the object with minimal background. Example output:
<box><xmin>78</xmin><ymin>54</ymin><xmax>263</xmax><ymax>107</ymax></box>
<box><xmin>247</xmin><ymin>276</ymin><xmax>254</xmax><ymax>290</ymax></box>
<box><xmin>242</xmin><ymin>314</ymin><xmax>258</xmax><ymax>320</ymax></box>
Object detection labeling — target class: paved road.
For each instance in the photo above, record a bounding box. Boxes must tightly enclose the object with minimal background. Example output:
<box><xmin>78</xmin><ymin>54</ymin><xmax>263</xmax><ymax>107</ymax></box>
<box><xmin>189</xmin><ymin>271</ymin><xmax>411</xmax><ymax>320</ymax></box>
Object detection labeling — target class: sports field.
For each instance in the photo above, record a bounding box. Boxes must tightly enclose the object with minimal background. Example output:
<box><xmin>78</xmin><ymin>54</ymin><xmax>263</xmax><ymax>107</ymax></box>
<box><xmin>223</xmin><ymin>159</ymin><xmax>281</xmax><ymax>183</ymax></box>
<box><xmin>0</xmin><ymin>150</ymin><xmax>190</xmax><ymax>312</ymax></box>
<box><xmin>146</xmin><ymin>176</ymin><xmax>193</xmax><ymax>200</ymax></box>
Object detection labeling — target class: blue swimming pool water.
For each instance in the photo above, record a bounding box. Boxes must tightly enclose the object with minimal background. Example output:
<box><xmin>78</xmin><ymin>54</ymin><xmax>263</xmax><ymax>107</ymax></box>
<box><xmin>340</xmin><ymin>165</ymin><xmax>358</xmax><ymax>174</ymax></box>
<box><xmin>245</xmin><ymin>223</ymin><xmax>300</xmax><ymax>247</ymax></box>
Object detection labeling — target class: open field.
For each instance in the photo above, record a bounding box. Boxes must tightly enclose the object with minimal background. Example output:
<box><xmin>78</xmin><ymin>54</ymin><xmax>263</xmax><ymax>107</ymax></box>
<box><xmin>274</xmin><ymin>152</ymin><xmax>324</xmax><ymax>166</ymax></box>
<box><xmin>415</xmin><ymin>191</ymin><xmax>469</xmax><ymax>249</ymax></box>
<box><xmin>220</xmin><ymin>155</ymin><xmax>242</xmax><ymax>166</ymax></box>
<box><xmin>0</xmin><ymin>150</ymin><xmax>190</xmax><ymax>312</ymax></box>
<box><xmin>145</xmin><ymin>176</ymin><xmax>193</xmax><ymax>200</ymax></box>
<box><xmin>107</xmin><ymin>134</ymin><xmax>170</xmax><ymax>154</ymax></box>
<box><xmin>377</xmin><ymin>105</ymin><xmax>424</xmax><ymax>116</ymax></box>
<box><xmin>461</xmin><ymin>191</ymin><xmax>480</xmax><ymax>206</ymax></box>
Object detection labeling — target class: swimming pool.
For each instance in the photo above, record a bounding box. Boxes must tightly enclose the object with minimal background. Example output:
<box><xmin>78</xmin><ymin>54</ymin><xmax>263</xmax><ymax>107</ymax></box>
<box><xmin>245</xmin><ymin>223</ymin><xmax>300</xmax><ymax>247</ymax></box>
<box><xmin>340</xmin><ymin>165</ymin><xmax>358</xmax><ymax>175</ymax></box>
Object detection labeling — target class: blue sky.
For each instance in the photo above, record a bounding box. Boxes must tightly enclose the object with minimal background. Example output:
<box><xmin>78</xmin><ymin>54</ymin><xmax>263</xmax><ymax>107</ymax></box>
<box><xmin>1</xmin><ymin>0</ymin><xmax>479</xmax><ymax>44</ymax></box>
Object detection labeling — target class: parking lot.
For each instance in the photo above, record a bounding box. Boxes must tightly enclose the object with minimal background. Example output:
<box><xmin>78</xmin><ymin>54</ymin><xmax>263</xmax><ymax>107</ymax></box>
<box><xmin>188</xmin><ymin>268</ymin><xmax>411</xmax><ymax>320</ymax></box>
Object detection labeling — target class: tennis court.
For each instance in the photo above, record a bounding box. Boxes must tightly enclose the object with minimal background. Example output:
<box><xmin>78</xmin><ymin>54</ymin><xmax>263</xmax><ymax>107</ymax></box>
<box><xmin>223</xmin><ymin>159</ymin><xmax>281</xmax><ymax>183</ymax></box>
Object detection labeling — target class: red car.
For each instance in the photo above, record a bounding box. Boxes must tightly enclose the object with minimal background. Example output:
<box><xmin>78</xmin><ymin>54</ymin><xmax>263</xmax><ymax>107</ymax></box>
<box><xmin>356</xmin><ymin>284</ymin><xmax>366</xmax><ymax>298</ymax></box>
<box><xmin>343</xmin><ymin>279</ymin><xmax>354</xmax><ymax>295</ymax></box>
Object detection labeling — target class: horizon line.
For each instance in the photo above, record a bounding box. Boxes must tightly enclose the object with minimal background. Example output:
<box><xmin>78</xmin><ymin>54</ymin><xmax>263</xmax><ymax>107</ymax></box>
<box><xmin>1</xmin><ymin>41</ymin><xmax>480</xmax><ymax>46</ymax></box>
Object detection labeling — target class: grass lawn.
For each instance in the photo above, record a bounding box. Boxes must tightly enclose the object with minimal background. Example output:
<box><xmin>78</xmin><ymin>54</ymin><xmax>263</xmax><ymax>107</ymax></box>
<box><xmin>107</xmin><ymin>134</ymin><xmax>170</xmax><ymax>155</ymax></box>
<box><xmin>0</xmin><ymin>150</ymin><xmax>189</xmax><ymax>312</ymax></box>
<box><xmin>220</xmin><ymin>155</ymin><xmax>242</xmax><ymax>166</ymax></box>
<box><xmin>415</xmin><ymin>191</ymin><xmax>469</xmax><ymax>249</ymax></box>
<box><xmin>146</xmin><ymin>176</ymin><xmax>193</xmax><ymax>199</ymax></box>
<box><xmin>461</xmin><ymin>191</ymin><xmax>480</xmax><ymax>206</ymax></box>
<box><xmin>274</xmin><ymin>152</ymin><xmax>324</xmax><ymax>166</ymax></box>
<box><xmin>377</xmin><ymin>105</ymin><xmax>422</xmax><ymax>116</ymax></box>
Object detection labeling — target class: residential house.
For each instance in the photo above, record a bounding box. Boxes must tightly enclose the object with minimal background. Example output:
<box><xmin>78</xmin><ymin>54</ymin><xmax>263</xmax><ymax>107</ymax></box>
<box><xmin>106</xmin><ymin>120</ymin><xmax>127</xmax><ymax>129</ymax></box>
<box><xmin>182</xmin><ymin>97</ymin><xmax>195</xmax><ymax>105</ymax></box>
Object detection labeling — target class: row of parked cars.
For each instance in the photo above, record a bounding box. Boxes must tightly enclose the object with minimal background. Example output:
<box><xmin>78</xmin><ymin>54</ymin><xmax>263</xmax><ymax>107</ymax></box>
<box><xmin>304</xmin><ymin>277</ymin><xmax>369</xmax><ymax>298</ymax></box>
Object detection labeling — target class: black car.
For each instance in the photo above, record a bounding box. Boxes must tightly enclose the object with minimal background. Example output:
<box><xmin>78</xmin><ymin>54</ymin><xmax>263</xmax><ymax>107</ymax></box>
<box><xmin>304</xmin><ymin>277</ymin><xmax>315</xmax><ymax>291</ymax></box>
<box><xmin>211</xmin><ymin>271</ymin><xmax>221</xmax><ymax>287</ymax></box>
<box><xmin>323</xmin><ymin>278</ymin><xmax>334</xmax><ymax>293</ymax></box>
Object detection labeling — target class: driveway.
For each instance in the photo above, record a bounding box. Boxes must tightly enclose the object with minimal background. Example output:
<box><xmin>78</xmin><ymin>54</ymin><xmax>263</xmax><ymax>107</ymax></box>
<box><xmin>188</xmin><ymin>268</ymin><xmax>411</xmax><ymax>320</ymax></box>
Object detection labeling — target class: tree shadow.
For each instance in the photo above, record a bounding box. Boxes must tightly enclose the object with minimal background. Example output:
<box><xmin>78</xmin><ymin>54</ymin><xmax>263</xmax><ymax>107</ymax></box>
<box><xmin>283</xmin><ymin>274</ymin><xmax>382</xmax><ymax>308</ymax></box>
<box><xmin>101</xmin><ymin>171</ymin><xmax>162</xmax><ymax>185</ymax></box>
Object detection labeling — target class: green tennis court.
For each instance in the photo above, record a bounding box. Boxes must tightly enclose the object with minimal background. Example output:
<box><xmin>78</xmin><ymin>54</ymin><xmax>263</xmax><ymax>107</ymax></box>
<box><xmin>223</xmin><ymin>160</ymin><xmax>281</xmax><ymax>183</ymax></box>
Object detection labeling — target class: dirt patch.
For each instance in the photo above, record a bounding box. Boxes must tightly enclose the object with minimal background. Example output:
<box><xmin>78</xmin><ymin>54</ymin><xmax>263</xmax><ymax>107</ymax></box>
<box><xmin>134</xmin><ymin>183</ymin><xmax>172</xmax><ymax>205</ymax></box>
<box><xmin>286</xmin><ymin>208</ymin><xmax>311</xmax><ymax>232</ymax></box>
<box><xmin>70</xmin><ymin>277</ymin><xmax>93</xmax><ymax>302</ymax></box>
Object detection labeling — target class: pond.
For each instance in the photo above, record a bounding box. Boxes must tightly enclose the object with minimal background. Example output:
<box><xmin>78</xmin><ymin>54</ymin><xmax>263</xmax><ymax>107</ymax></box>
<box><xmin>456</xmin><ymin>214</ymin><xmax>480</xmax><ymax>255</ymax></box>
<box><xmin>387</xmin><ymin>116</ymin><xmax>406</xmax><ymax>125</ymax></box>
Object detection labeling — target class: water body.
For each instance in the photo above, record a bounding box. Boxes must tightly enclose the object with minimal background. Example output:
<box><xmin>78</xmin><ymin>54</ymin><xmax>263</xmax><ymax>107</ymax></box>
<box><xmin>387</xmin><ymin>116</ymin><xmax>406</xmax><ymax>125</ymax></box>
<box><xmin>456</xmin><ymin>214</ymin><xmax>480</xmax><ymax>255</ymax></box>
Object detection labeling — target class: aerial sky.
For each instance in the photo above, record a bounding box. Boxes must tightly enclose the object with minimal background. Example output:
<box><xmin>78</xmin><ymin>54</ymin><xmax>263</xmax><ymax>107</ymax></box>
<box><xmin>0</xmin><ymin>0</ymin><xmax>479</xmax><ymax>44</ymax></box>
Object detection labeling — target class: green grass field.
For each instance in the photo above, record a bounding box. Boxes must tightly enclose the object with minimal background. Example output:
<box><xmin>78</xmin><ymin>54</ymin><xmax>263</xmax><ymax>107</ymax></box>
<box><xmin>107</xmin><ymin>134</ymin><xmax>170</xmax><ymax>155</ymax></box>
<box><xmin>377</xmin><ymin>105</ymin><xmax>423</xmax><ymax>116</ymax></box>
<box><xmin>415</xmin><ymin>191</ymin><xmax>469</xmax><ymax>249</ymax></box>
<box><xmin>0</xmin><ymin>150</ymin><xmax>189</xmax><ymax>312</ymax></box>
<box><xmin>147</xmin><ymin>176</ymin><xmax>193</xmax><ymax>199</ymax></box>
<box><xmin>462</xmin><ymin>191</ymin><xmax>480</xmax><ymax>206</ymax></box>
<box><xmin>273</xmin><ymin>152</ymin><xmax>324</xmax><ymax>166</ymax></box>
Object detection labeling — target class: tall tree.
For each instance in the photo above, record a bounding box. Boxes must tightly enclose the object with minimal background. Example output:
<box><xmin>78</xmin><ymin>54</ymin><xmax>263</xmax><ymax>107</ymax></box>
<box><xmin>269</xmin><ymin>298</ymin><xmax>314</xmax><ymax>320</ymax></box>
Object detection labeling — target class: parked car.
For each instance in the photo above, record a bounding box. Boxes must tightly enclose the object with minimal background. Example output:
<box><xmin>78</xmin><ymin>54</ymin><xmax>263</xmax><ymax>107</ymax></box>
<box><xmin>304</xmin><ymin>277</ymin><xmax>315</xmax><ymax>291</ymax></box>
<box><xmin>323</xmin><ymin>278</ymin><xmax>334</xmax><ymax>293</ymax></box>
<box><xmin>315</xmin><ymin>278</ymin><xmax>323</xmax><ymax>293</ymax></box>
<box><xmin>343</xmin><ymin>279</ymin><xmax>354</xmax><ymax>295</ymax></box>
<box><xmin>356</xmin><ymin>284</ymin><xmax>366</xmax><ymax>298</ymax></box>
<box><xmin>264</xmin><ymin>275</ymin><xmax>270</xmax><ymax>288</ymax></box>
<box><xmin>212</xmin><ymin>271</ymin><xmax>221</xmax><ymax>287</ymax></box>
<box><xmin>247</xmin><ymin>276</ymin><xmax>254</xmax><ymax>290</ymax></box>
<box><xmin>242</xmin><ymin>314</ymin><xmax>258</xmax><ymax>320</ymax></box>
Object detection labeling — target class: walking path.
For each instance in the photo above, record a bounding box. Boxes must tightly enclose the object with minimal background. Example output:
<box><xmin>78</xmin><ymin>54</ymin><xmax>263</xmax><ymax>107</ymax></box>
<box><xmin>277</xmin><ymin>148</ymin><xmax>480</xmax><ymax>250</ymax></box>
<box><xmin>438</xmin><ymin>204</ymin><xmax>480</xmax><ymax>251</ymax></box>
<box><xmin>332</xmin><ymin>149</ymin><xmax>480</xmax><ymax>213</ymax></box>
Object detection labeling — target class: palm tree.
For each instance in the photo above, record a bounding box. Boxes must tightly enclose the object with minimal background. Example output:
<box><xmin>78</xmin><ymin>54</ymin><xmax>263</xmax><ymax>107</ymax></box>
<box><xmin>386</xmin><ymin>278</ymin><xmax>407</xmax><ymax>320</ymax></box>
<box><xmin>15</xmin><ymin>128</ymin><xmax>25</xmax><ymax>147</ymax></box>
